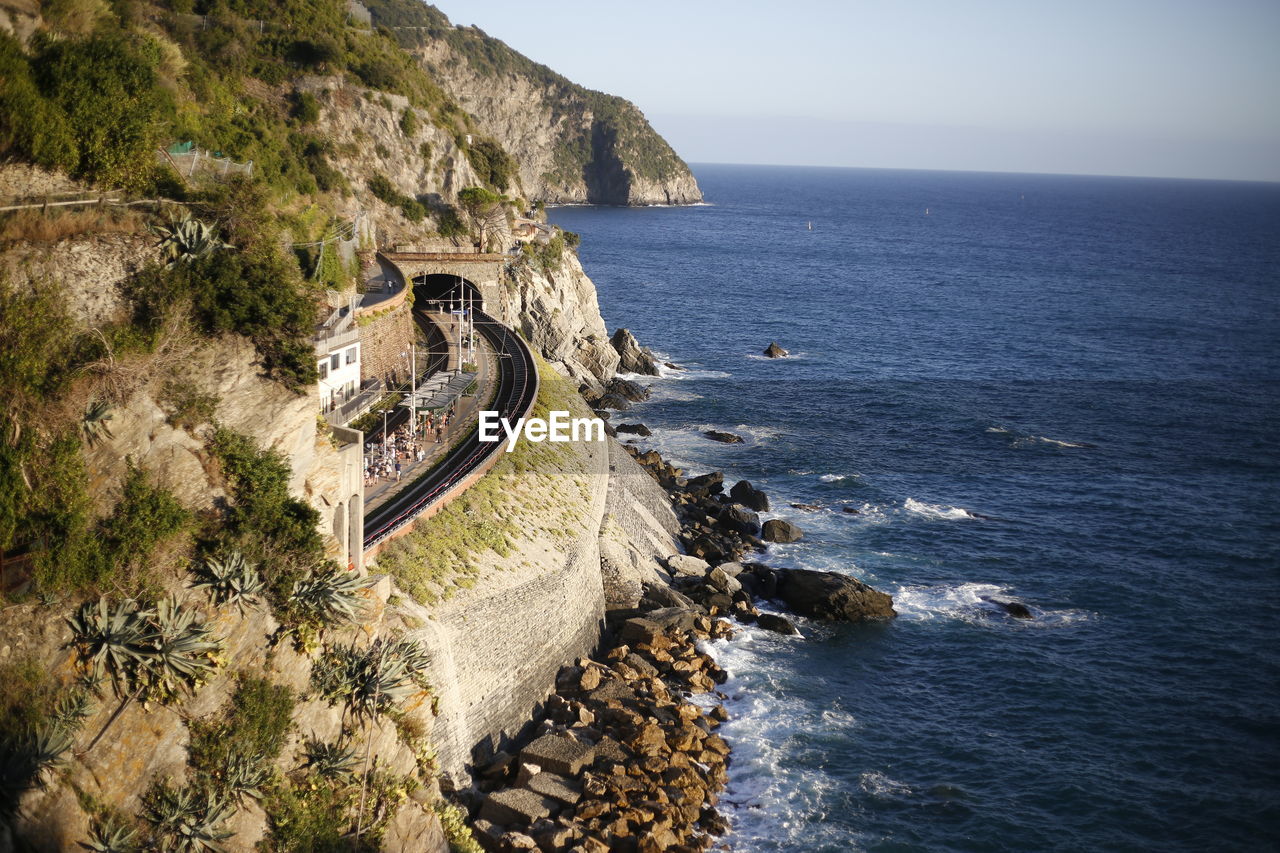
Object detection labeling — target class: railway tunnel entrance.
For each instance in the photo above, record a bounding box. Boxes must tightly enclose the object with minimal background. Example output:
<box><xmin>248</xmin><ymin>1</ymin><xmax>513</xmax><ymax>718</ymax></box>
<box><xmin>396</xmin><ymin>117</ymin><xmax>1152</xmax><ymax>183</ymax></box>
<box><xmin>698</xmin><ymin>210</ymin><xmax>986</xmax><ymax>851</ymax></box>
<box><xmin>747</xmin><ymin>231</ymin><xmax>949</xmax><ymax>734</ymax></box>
<box><xmin>413</xmin><ymin>273</ymin><xmax>484</xmax><ymax>314</ymax></box>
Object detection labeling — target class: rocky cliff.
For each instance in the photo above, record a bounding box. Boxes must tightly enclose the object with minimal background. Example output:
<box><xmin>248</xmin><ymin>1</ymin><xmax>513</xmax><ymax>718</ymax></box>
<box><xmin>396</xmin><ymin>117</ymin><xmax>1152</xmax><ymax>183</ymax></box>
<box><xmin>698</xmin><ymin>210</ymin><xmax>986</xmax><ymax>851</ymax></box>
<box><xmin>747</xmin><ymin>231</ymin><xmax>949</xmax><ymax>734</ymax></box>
<box><xmin>363</xmin><ymin>0</ymin><xmax>703</xmax><ymax>206</ymax></box>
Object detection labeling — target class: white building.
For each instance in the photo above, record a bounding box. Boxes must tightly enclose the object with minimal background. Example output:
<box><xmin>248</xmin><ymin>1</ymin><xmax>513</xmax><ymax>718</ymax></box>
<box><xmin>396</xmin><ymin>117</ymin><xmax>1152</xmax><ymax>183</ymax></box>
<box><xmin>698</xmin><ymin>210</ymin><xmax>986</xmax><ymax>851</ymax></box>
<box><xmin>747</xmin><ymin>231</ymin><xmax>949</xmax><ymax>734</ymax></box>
<box><xmin>315</xmin><ymin>297</ymin><xmax>363</xmax><ymax>418</ymax></box>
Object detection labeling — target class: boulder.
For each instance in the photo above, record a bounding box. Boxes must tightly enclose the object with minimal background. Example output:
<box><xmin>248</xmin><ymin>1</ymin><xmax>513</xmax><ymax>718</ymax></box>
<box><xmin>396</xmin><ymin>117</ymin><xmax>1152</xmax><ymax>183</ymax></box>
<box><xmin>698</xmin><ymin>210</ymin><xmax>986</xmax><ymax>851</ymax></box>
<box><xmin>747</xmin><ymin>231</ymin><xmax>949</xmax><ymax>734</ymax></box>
<box><xmin>763</xmin><ymin>341</ymin><xmax>789</xmax><ymax>358</ymax></box>
<box><xmin>520</xmin><ymin>733</ymin><xmax>596</xmax><ymax>777</ymax></box>
<box><xmin>640</xmin><ymin>582</ymin><xmax>697</xmax><ymax>611</ymax></box>
<box><xmin>684</xmin><ymin>471</ymin><xmax>724</xmax><ymax>496</ymax></box>
<box><xmin>686</xmin><ymin>535</ymin><xmax>726</xmax><ymax>563</ymax></box>
<box><xmin>525</xmin><ymin>771</ymin><xmax>582</xmax><ymax>807</ymax></box>
<box><xmin>730</xmin><ymin>480</ymin><xmax>770</xmax><ymax>512</ymax></box>
<box><xmin>717</xmin><ymin>505</ymin><xmax>761</xmax><ymax>536</ymax></box>
<box><xmin>595</xmin><ymin>393</ymin><xmax>631</xmax><ymax>411</ymax></box>
<box><xmin>665</xmin><ymin>554</ymin><xmax>710</xmax><ymax>577</ymax></box>
<box><xmin>608</xmin><ymin>377</ymin><xmax>651</xmax><ymax>402</ymax></box>
<box><xmin>755</xmin><ymin>613</ymin><xmax>800</xmax><ymax>635</ymax></box>
<box><xmin>478</xmin><ymin>787</ymin><xmax>558</xmax><ymax>826</ymax></box>
<box><xmin>615</xmin><ymin>423</ymin><xmax>652</xmax><ymax>436</ymax></box>
<box><xmin>714</xmin><ymin>561</ymin><xmax>745</xmax><ymax>577</ymax></box>
<box><xmin>776</xmin><ymin>568</ymin><xmax>896</xmax><ymax>622</ymax></box>
<box><xmin>703</xmin><ymin>430</ymin><xmax>744</xmax><ymax>444</ymax></box>
<box><xmin>707</xmin><ymin>567</ymin><xmax>742</xmax><ymax>596</ymax></box>
<box><xmin>762</xmin><ymin>518</ymin><xmax>803</xmax><ymax>543</ymax></box>
<box><xmin>611</xmin><ymin>328</ymin><xmax>660</xmax><ymax>376</ymax></box>
<box><xmin>982</xmin><ymin>596</ymin><xmax>1033</xmax><ymax>619</ymax></box>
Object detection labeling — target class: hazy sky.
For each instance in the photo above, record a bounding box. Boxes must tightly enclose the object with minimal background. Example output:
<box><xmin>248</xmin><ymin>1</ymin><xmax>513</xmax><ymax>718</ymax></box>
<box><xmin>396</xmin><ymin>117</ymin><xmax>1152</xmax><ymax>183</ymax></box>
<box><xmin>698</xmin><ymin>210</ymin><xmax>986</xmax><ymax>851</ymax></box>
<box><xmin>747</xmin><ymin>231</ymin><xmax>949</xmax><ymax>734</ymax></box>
<box><xmin>429</xmin><ymin>0</ymin><xmax>1280</xmax><ymax>181</ymax></box>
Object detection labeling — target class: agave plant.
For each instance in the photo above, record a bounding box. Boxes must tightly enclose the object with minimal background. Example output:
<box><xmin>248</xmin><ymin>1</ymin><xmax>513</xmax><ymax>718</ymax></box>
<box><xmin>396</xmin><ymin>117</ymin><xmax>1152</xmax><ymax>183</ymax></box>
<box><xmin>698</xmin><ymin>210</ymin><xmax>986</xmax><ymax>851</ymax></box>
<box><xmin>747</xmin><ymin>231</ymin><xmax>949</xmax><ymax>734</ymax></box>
<box><xmin>302</xmin><ymin>736</ymin><xmax>360</xmax><ymax>780</ymax></box>
<box><xmin>81</xmin><ymin>399</ymin><xmax>115</xmax><ymax>448</ymax></box>
<box><xmin>82</xmin><ymin>815</ymin><xmax>139</xmax><ymax>853</ymax></box>
<box><xmin>219</xmin><ymin>751</ymin><xmax>269</xmax><ymax>804</ymax></box>
<box><xmin>290</xmin><ymin>564</ymin><xmax>373</xmax><ymax>627</ymax></box>
<box><xmin>52</xmin><ymin>690</ymin><xmax>97</xmax><ymax>729</ymax></box>
<box><xmin>151</xmin><ymin>214</ymin><xmax>231</xmax><ymax>268</ymax></box>
<box><xmin>190</xmin><ymin>550</ymin><xmax>263</xmax><ymax>613</ymax></box>
<box><xmin>140</xmin><ymin>596</ymin><xmax>224</xmax><ymax>702</ymax></box>
<box><xmin>311</xmin><ymin>638</ymin><xmax>430</xmax><ymax>720</ymax></box>
<box><xmin>142</xmin><ymin>781</ymin><xmax>233</xmax><ymax>852</ymax></box>
<box><xmin>66</xmin><ymin>598</ymin><xmax>153</xmax><ymax>692</ymax></box>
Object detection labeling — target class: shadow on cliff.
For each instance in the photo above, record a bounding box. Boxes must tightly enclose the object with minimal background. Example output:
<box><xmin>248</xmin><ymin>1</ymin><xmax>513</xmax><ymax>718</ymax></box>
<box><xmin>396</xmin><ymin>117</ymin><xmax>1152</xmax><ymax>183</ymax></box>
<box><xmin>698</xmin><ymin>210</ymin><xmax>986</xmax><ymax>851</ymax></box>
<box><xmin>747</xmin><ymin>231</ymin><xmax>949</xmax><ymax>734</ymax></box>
<box><xmin>583</xmin><ymin>121</ymin><xmax>630</xmax><ymax>205</ymax></box>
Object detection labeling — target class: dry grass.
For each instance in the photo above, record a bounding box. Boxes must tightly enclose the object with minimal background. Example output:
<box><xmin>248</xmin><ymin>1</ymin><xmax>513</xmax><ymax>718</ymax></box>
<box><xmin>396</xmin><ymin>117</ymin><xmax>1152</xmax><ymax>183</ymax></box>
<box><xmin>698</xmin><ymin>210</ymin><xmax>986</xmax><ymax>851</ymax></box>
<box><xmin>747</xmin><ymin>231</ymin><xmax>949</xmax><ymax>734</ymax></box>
<box><xmin>0</xmin><ymin>206</ymin><xmax>147</xmax><ymax>245</ymax></box>
<box><xmin>375</xmin><ymin>356</ymin><xmax>598</xmax><ymax>604</ymax></box>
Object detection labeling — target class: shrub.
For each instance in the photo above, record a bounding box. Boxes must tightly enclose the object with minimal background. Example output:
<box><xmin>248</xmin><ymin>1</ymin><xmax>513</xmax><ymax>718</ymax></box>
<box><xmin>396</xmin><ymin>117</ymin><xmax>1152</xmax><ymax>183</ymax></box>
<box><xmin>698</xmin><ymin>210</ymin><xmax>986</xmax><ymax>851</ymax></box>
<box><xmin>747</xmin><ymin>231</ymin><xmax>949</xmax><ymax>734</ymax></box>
<box><xmin>33</xmin><ymin>30</ymin><xmax>172</xmax><ymax>189</ymax></box>
<box><xmin>463</xmin><ymin>137</ymin><xmax>515</xmax><ymax>191</ymax></box>
<box><xmin>189</xmin><ymin>676</ymin><xmax>293</xmax><ymax>801</ymax></box>
<box><xmin>399</xmin><ymin>107</ymin><xmax>417</xmax><ymax>137</ymax></box>
<box><xmin>208</xmin><ymin>427</ymin><xmax>322</xmax><ymax>566</ymax></box>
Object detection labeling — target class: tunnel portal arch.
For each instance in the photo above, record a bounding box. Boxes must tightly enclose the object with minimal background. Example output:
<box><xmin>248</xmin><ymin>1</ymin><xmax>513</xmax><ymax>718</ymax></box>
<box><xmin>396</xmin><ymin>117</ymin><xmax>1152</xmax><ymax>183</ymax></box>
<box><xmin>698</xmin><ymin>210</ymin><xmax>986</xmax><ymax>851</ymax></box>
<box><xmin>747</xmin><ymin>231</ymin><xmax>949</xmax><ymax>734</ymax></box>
<box><xmin>413</xmin><ymin>274</ymin><xmax>484</xmax><ymax>313</ymax></box>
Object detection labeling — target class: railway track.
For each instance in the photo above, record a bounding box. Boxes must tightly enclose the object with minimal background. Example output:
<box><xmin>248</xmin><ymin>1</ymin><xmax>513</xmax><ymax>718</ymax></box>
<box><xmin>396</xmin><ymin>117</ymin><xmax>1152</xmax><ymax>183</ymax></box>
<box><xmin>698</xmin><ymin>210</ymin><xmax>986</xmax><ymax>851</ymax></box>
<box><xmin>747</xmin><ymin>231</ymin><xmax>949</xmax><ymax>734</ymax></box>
<box><xmin>362</xmin><ymin>309</ymin><xmax>537</xmax><ymax>551</ymax></box>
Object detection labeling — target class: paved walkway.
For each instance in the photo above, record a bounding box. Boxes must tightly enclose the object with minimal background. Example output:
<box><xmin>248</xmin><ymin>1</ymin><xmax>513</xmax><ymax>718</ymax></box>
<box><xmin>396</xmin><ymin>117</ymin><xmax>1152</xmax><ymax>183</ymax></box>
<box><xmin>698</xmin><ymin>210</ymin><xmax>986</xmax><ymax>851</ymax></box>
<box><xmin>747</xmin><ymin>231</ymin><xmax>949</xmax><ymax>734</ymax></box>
<box><xmin>362</xmin><ymin>311</ymin><xmax>496</xmax><ymax>514</ymax></box>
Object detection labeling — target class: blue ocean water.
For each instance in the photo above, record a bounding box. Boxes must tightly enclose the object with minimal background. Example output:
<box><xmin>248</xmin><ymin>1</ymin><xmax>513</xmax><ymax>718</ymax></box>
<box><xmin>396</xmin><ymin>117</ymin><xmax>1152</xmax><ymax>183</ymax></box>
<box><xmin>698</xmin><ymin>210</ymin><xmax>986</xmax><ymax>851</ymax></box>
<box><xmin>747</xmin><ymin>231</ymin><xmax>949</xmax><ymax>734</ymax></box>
<box><xmin>550</xmin><ymin>165</ymin><xmax>1280</xmax><ymax>852</ymax></box>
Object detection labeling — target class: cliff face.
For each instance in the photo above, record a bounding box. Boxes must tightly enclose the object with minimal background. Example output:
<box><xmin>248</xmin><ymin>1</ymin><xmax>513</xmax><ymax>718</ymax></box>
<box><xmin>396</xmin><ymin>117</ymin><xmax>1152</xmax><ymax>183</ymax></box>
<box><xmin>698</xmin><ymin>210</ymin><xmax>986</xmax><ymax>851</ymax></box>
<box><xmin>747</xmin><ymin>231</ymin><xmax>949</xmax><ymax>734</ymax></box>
<box><xmin>362</xmin><ymin>0</ymin><xmax>703</xmax><ymax>206</ymax></box>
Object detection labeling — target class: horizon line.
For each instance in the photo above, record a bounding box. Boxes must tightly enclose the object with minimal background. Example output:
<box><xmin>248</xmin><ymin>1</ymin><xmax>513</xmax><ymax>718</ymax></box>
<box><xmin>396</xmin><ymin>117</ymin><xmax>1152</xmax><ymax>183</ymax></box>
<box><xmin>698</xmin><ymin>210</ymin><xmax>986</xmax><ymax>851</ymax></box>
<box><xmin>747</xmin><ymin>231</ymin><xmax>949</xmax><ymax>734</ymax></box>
<box><xmin>681</xmin><ymin>161</ymin><xmax>1280</xmax><ymax>186</ymax></box>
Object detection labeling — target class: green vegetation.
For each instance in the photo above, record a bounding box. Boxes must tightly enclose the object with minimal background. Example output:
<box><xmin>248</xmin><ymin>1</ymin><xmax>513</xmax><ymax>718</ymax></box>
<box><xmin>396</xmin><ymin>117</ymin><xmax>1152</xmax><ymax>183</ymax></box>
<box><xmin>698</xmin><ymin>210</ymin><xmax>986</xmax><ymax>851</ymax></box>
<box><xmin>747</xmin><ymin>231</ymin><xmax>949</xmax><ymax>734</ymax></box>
<box><xmin>188</xmin><ymin>676</ymin><xmax>294</xmax><ymax>801</ymax></box>
<box><xmin>206</xmin><ymin>426</ymin><xmax>324</xmax><ymax>614</ymax></box>
<box><xmin>462</xmin><ymin>137</ymin><xmax>516</xmax><ymax>192</ymax></box>
<box><xmin>436</xmin><ymin>801</ymin><xmax>483</xmax><ymax>853</ymax></box>
<box><xmin>367</xmin><ymin>172</ymin><xmax>426</xmax><ymax>222</ymax></box>
<box><xmin>159</xmin><ymin>380</ymin><xmax>219</xmax><ymax>431</ymax></box>
<box><xmin>399</xmin><ymin>107</ymin><xmax>418</xmax><ymax>137</ymax></box>
<box><xmin>65</xmin><ymin>595</ymin><xmax>223</xmax><ymax>703</ymax></box>
<box><xmin>522</xmin><ymin>230</ymin><xmax>566</xmax><ymax>275</ymax></box>
<box><xmin>311</xmin><ymin>637</ymin><xmax>430</xmax><ymax>719</ymax></box>
<box><xmin>456</xmin><ymin>185</ymin><xmax>508</xmax><ymax>250</ymax></box>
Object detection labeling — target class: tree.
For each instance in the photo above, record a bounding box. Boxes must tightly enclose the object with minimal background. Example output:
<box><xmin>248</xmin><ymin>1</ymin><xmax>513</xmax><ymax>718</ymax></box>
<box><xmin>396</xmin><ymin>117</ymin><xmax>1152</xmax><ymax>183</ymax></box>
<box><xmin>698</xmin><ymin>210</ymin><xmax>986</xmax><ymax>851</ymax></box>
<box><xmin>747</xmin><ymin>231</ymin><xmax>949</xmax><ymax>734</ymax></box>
<box><xmin>455</xmin><ymin>186</ymin><xmax>508</xmax><ymax>252</ymax></box>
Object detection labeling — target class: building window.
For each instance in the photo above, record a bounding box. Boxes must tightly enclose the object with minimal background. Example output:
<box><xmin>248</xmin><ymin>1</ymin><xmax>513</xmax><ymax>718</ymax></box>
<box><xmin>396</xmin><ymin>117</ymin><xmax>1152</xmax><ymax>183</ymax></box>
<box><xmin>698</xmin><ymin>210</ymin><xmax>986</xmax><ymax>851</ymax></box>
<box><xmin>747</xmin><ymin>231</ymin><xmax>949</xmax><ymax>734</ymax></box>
<box><xmin>330</xmin><ymin>353</ymin><xmax>340</xmax><ymax>371</ymax></box>
<box><xmin>346</xmin><ymin>346</ymin><xmax>357</xmax><ymax>365</ymax></box>
<box><xmin>319</xmin><ymin>361</ymin><xmax>328</xmax><ymax>380</ymax></box>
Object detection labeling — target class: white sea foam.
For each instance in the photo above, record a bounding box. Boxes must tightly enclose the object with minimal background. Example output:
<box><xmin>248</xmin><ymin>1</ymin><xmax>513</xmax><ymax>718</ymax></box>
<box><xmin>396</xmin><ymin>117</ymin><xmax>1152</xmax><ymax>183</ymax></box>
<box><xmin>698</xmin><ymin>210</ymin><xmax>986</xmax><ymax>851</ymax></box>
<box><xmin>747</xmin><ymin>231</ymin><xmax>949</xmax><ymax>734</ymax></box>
<box><xmin>904</xmin><ymin>497</ymin><xmax>975</xmax><ymax>520</ymax></box>
<box><xmin>859</xmin><ymin>771</ymin><xmax>913</xmax><ymax>799</ymax></box>
<box><xmin>893</xmin><ymin>581</ymin><xmax>1093</xmax><ymax>627</ymax></box>
<box><xmin>818</xmin><ymin>473</ymin><xmax>857</xmax><ymax>483</ymax></box>
<box><xmin>695</xmin><ymin>631</ymin><xmax>868</xmax><ymax>850</ymax></box>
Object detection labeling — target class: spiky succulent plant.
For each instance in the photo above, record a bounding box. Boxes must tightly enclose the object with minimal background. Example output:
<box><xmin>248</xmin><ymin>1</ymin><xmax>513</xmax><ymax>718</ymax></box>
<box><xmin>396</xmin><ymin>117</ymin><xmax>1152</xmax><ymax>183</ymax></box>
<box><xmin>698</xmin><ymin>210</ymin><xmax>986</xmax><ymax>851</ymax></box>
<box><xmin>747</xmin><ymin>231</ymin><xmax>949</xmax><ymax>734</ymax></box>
<box><xmin>52</xmin><ymin>690</ymin><xmax>96</xmax><ymax>729</ymax></box>
<box><xmin>311</xmin><ymin>638</ymin><xmax>430</xmax><ymax>720</ymax></box>
<box><xmin>141</xmin><ymin>596</ymin><xmax>223</xmax><ymax>702</ymax></box>
<box><xmin>219</xmin><ymin>751</ymin><xmax>268</xmax><ymax>804</ymax></box>
<box><xmin>66</xmin><ymin>598</ymin><xmax>153</xmax><ymax>691</ymax></box>
<box><xmin>82</xmin><ymin>815</ymin><xmax>139</xmax><ymax>852</ymax></box>
<box><xmin>302</xmin><ymin>736</ymin><xmax>360</xmax><ymax>780</ymax></box>
<box><xmin>81</xmin><ymin>399</ymin><xmax>115</xmax><ymax>448</ymax></box>
<box><xmin>67</xmin><ymin>597</ymin><xmax>223</xmax><ymax>702</ymax></box>
<box><xmin>142</xmin><ymin>781</ymin><xmax>233</xmax><ymax>852</ymax></box>
<box><xmin>190</xmin><ymin>550</ymin><xmax>263</xmax><ymax>613</ymax></box>
<box><xmin>289</xmin><ymin>564</ymin><xmax>373</xmax><ymax>627</ymax></box>
<box><xmin>151</xmin><ymin>214</ymin><xmax>231</xmax><ymax>268</ymax></box>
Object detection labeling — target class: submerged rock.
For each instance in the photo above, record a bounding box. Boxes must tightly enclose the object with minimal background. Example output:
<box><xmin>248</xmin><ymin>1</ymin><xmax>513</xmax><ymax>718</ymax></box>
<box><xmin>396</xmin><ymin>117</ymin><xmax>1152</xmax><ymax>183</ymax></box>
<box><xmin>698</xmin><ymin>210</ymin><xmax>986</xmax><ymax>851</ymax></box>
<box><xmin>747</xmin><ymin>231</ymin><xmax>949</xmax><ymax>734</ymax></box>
<box><xmin>763</xmin><ymin>341</ymin><xmax>789</xmax><ymax>358</ymax></box>
<box><xmin>982</xmin><ymin>596</ymin><xmax>1033</xmax><ymax>619</ymax></box>
<box><xmin>776</xmin><ymin>568</ymin><xmax>896</xmax><ymax>622</ymax></box>
<box><xmin>614</xmin><ymin>422</ymin><xmax>652</xmax><ymax>436</ymax></box>
<box><xmin>704</xmin><ymin>430</ymin><xmax>744</xmax><ymax>444</ymax></box>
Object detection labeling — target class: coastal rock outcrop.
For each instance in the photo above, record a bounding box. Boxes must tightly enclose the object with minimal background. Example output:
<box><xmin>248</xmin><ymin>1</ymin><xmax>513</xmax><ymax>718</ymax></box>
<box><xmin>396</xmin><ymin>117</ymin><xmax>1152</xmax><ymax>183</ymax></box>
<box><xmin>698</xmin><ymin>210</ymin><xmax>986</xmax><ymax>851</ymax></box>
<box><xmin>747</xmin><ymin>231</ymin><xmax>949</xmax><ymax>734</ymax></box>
<box><xmin>763</xmin><ymin>341</ymin><xmax>789</xmax><ymax>358</ymax></box>
<box><xmin>610</xmin><ymin>328</ymin><xmax>661</xmax><ymax>376</ymax></box>
<box><xmin>704</xmin><ymin>430</ymin><xmax>744</xmax><ymax>444</ymax></box>
<box><xmin>777</xmin><ymin>568</ymin><xmax>897</xmax><ymax>622</ymax></box>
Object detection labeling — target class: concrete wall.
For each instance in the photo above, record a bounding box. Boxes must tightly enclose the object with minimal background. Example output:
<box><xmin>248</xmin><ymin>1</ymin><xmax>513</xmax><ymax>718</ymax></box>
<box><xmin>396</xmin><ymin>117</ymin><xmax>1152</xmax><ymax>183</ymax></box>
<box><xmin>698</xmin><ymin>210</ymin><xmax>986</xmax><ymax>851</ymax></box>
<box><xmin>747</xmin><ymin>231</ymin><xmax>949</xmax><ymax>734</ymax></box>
<box><xmin>395</xmin><ymin>435</ymin><xmax>611</xmax><ymax>785</ymax></box>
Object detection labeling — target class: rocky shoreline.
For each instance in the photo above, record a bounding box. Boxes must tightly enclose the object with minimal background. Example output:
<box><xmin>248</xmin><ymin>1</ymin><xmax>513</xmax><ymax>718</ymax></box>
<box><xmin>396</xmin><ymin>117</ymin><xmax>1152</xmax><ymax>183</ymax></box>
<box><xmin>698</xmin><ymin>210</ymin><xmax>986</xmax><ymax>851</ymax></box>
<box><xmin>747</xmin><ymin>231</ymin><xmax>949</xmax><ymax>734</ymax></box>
<box><xmin>465</xmin><ymin>393</ymin><xmax>896</xmax><ymax>850</ymax></box>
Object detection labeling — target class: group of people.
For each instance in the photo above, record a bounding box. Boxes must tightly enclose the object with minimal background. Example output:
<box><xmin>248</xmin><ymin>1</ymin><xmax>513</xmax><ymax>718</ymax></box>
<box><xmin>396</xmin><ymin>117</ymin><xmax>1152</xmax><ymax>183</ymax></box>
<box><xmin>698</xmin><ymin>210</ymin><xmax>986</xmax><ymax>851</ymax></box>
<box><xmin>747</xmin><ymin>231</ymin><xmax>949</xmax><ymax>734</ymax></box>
<box><xmin>362</xmin><ymin>404</ymin><xmax>457</xmax><ymax>488</ymax></box>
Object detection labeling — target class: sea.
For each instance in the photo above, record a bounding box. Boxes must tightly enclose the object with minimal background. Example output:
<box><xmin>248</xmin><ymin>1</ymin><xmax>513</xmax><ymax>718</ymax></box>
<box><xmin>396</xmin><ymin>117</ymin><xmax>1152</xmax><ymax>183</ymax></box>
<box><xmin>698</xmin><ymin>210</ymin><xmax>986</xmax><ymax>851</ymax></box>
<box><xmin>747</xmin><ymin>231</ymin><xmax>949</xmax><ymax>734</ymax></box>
<box><xmin>549</xmin><ymin>164</ymin><xmax>1280</xmax><ymax>852</ymax></box>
